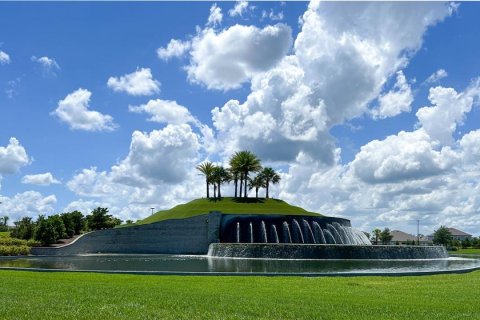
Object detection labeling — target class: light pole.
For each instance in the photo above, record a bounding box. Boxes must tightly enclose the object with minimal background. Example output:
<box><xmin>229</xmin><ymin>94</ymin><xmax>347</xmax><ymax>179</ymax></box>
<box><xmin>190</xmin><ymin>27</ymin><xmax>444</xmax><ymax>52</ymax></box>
<box><xmin>150</xmin><ymin>207</ymin><xmax>155</xmax><ymax>215</ymax></box>
<box><xmin>416</xmin><ymin>219</ymin><xmax>420</xmax><ymax>245</ymax></box>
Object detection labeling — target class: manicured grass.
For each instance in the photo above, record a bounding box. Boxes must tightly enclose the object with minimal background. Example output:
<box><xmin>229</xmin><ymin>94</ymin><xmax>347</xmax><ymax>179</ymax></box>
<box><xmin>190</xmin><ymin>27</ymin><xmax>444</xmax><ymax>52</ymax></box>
<box><xmin>0</xmin><ymin>270</ymin><xmax>479</xmax><ymax>319</ymax></box>
<box><xmin>452</xmin><ymin>248</ymin><xmax>480</xmax><ymax>254</ymax></box>
<box><xmin>0</xmin><ymin>231</ymin><xmax>10</xmax><ymax>237</ymax></box>
<box><xmin>138</xmin><ymin>197</ymin><xmax>321</xmax><ymax>225</ymax></box>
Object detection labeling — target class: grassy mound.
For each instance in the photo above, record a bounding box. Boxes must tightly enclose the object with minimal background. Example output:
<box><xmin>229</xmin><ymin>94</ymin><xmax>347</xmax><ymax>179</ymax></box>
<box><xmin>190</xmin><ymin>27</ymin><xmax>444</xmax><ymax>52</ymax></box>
<box><xmin>138</xmin><ymin>197</ymin><xmax>321</xmax><ymax>225</ymax></box>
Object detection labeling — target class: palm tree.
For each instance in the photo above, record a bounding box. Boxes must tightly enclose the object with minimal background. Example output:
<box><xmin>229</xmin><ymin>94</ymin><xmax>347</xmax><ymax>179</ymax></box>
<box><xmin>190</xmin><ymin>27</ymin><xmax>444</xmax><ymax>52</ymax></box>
<box><xmin>233</xmin><ymin>151</ymin><xmax>262</xmax><ymax>198</ymax></box>
<box><xmin>196</xmin><ymin>161</ymin><xmax>215</xmax><ymax>198</ymax></box>
<box><xmin>249</xmin><ymin>175</ymin><xmax>265</xmax><ymax>199</ymax></box>
<box><xmin>228</xmin><ymin>158</ymin><xmax>241</xmax><ymax>198</ymax></box>
<box><xmin>372</xmin><ymin>228</ymin><xmax>382</xmax><ymax>245</ymax></box>
<box><xmin>260</xmin><ymin>167</ymin><xmax>281</xmax><ymax>198</ymax></box>
<box><xmin>211</xmin><ymin>166</ymin><xmax>230</xmax><ymax>200</ymax></box>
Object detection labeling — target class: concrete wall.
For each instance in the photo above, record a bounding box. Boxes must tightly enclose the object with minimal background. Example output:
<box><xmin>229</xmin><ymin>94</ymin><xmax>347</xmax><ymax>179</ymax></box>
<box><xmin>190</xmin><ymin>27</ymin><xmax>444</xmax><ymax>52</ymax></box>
<box><xmin>31</xmin><ymin>212</ymin><xmax>222</xmax><ymax>256</ymax></box>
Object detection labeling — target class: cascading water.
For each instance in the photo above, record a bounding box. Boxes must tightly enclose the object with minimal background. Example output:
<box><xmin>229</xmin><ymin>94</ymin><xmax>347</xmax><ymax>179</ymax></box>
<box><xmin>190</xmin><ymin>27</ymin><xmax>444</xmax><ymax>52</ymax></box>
<box><xmin>302</xmin><ymin>219</ymin><xmax>316</xmax><ymax>244</ymax></box>
<box><xmin>260</xmin><ymin>221</ymin><xmax>268</xmax><ymax>243</ymax></box>
<box><xmin>282</xmin><ymin>222</ymin><xmax>292</xmax><ymax>243</ymax></box>
<box><xmin>323</xmin><ymin>228</ymin><xmax>336</xmax><ymax>244</ymax></box>
<box><xmin>270</xmin><ymin>224</ymin><xmax>279</xmax><ymax>243</ymax></box>
<box><xmin>327</xmin><ymin>223</ymin><xmax>343</xmax><ymax>244</ymax></box>
<box><xmin>236</xmin><ymin>222</ymin><xmax>240</xmax><ymax>243</ymax></box>
<box><xmin>291</xmin><ymin>219</ymin><xmax>305</xmax><ymax>243</ymax></box>
<box><xmin>312</xmin><ymin>221</ymin><xmax>326</xmax><ymax>244</ymax></box>
<box><xmin>249</xmin><ymin>222</ymin><xmax>254</xmax><ymax>243</ymax></box>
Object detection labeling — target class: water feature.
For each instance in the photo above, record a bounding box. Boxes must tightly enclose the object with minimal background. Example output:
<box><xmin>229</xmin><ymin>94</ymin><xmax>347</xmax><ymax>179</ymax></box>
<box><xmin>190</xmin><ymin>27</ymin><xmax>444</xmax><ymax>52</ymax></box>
<box><xmin>1</xmin><ymin>254</ymin><xmax>479</xmax><ymax>275</ymax></box>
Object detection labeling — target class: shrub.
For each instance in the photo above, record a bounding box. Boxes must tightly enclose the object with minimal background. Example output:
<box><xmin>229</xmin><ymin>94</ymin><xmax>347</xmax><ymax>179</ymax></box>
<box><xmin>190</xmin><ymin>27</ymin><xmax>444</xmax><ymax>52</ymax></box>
<box><xmin>0</xmin><ymin>245</ymin><xmax>30</xmax><ymax>256</ymax></box>
<box><xmin>10</xmin><ymin>217</ymin><xmax>35</xmax><ymax>240</ymax></box>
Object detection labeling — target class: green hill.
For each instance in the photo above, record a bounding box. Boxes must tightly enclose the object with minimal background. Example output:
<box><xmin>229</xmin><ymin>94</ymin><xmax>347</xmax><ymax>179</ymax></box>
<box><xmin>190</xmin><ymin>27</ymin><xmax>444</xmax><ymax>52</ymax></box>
<box><xmin>137</xmin><ymin>197</ymin><xmax>322</xmax><ymax>225</ymax></box>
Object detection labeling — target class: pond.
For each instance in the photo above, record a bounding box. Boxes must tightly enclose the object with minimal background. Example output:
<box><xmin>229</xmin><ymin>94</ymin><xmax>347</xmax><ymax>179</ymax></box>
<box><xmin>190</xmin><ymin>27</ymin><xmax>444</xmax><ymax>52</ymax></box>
<box><xmin>1</xmin><ymin>254</ymin><xmax>480</xmax><ymax>275</ymax></box>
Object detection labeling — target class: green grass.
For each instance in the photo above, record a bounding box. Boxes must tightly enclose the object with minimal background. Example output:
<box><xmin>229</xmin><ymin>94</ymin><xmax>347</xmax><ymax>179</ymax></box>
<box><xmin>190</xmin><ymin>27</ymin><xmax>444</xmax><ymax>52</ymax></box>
<box><xmin>0</xmin><ymin>231</ymin><xmax>10</xmax><ymax>238</ymax></box>
<box><xmin>138</xmin><ymin>197</ymin><xmax>321</xmax><ymax>225</ymax></box>
<box><xmin>452</xmin><ymin>248</ymin><xmax>480</xmax><ymax>254</ymax></box>
<box><xmin>0</xmin><ymin>270</ymin><xmax>479</xmax><ymax>319</ymax></box>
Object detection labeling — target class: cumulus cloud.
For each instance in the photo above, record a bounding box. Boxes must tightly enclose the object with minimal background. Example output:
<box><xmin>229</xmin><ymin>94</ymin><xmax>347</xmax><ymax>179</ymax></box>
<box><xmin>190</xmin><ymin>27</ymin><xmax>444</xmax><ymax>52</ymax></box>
<box><xmin>425</xmin><ymin>69</ymin><xmax>448</xmax><ymax>84</ymax></box>
<box><xmin>229</xmin><ymin>1</ymin><xmax>249</xmax><ymax>17</ymax></box>
<box><xmin>31</xmin><ymin>55</ymin><xmax>60</xmax><ymax>76</ymax></box>
<box><xmin>157</xmin><ymin>39</ymin><xmax>191</xmax><ymax>61</ymax></box>
<box><xmin>0</xmin><ymin>137</ymin><xmax>30</xmax><ymax>175</ymax></box>
<box><xmin>22</xmin><ymin>172</ymin><xmax>60</xmax><ymax>186</ymax></box>
<box><xmin>371</xmin><ymin>71</ymin><xmax>413</xmax><ymax>119</ymax></box>
<box><xmin>0</xmin><ymin>51</ymin><xmax>10</xmax><ymax>65</ymax></box>
<box><xmin>52</xmin><ymin>88</ymin><xmax>117</xmax><ymax>132</ymax></box>
<box><xmin>416</xmin><ymin>80</ymin><xmax>480</xmax><ymax>145</ymax></box>
<box><xmin>107</xmin><ymin>68</ymin><xmax>160</xmax><ymax>96</ymax></box>
<box><xmin>129</xmin><ymin>99</ymin><xmax>195</xmax><ymax>124</ymax></box>
<box><xmin>207</xmin><ymin>3</ymin><xmax>223</xmax><ymax>27</ymax></box>
<box><xmin>0</xmin><ymin>191</ymin><xmax>57</xmax><ymax>222</ymax></box>
<box><xmin>187</xmin><ymin>23</ymin><xmax>292</xmax><ymax>90</ymax></box>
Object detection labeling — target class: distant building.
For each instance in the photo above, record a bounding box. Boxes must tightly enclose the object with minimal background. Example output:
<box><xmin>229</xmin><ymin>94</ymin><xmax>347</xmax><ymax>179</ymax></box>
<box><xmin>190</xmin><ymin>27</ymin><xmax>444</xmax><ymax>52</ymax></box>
<box><xmin>389</xmin><ymin>230</ymin><xmax>430</xmax><ymax>246</ymax></box>
<box><xmin>427</xmin><ymin>227</ymin><xmax>473</xmax><ymax>242</ymax></box>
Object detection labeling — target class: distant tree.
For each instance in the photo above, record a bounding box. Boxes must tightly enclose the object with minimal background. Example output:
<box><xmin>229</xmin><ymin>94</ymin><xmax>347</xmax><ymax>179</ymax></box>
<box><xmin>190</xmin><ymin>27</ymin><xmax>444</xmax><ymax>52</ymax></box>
<box><xmin>0</xmin><ymin>216</ymin><xmax>9</xmax><ymax>232</ymax></box>
<box><xmin>60</xmin><ymin>213</ymin><xmax>75</xmax><ymax>238</ymax></box>
<box><xmin>211</xmin><ymin>166</ymin><xmax>230</xmax><ymax>200</ymax></box>
<box><xmin>49</xmin><ymin>215</ymin><xmax>66</xmax><ymax>239</ymax></box>
<box><xmin>249</xmin><ymin>175</ymin><xmax>265</xmax><ymax>199</ymax></box>
<box><xmin>260</xmin><ymin>167</ymin><xmax>281</xmax><ymax>199</ymax></box>
<box><xmin>69</xmin><ymin>211</ymin><xmax>85</xmax><ymax>235</ymax></box>
<box><xmin>196</xmin><ymin>161</ymin><xmax>215</xmax><ymax>199</ymax></box>
<box><xmin>462</xmin><ymin>237</ymin><xmax>471</xmax><ymax>249</ymax></box>
<box><xmin>87</xmin><ymin>207</ymin><xmax>111</xmax><ymax>230</ymax></box>
<box><xmin>372</xmin><ymin>228</ymin><xmax>381</xmax><ymax>245</ymax></box>
<box><xmin>10</xmin><ymin>217</ymin><xmax>35</xmax><ymax>240</ymax></box>
<box><xmin>380</xmin><ymin>228</ymin><xmax>393</xmax><ymax>245</ymax></box>
<box><xmin>228</xmin><ymin>166</ymin><xmax>241</xmax><ymax>198</ymax></box>
<box><xmin>125</xmin><ymin>220</ymin><xmax>134</xmax><ymax>225</ymax></box>
<box><xmin>233</xmin><ymin>151</ymin><xmax>262</xmax><ymax>198</ymax></box>
<box><xmin>34</xmin><ymin>216</ymin><xmax>58</xmax><ymax>245</ymax></box>
<box><xmin>432</xmin><ymin>226</ymin><xmax>452</xmax><ymax>247</ymax></box>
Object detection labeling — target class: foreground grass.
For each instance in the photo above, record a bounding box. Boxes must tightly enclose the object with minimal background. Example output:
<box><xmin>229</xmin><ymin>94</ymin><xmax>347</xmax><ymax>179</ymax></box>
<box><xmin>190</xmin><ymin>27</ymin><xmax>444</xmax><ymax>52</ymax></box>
<box><xmin>1</xmin><ymin>270</ymin><xmax>479</xmax><ymax>319</ymax></box>
<box><xmin>139</xmin><ymin>197</ymin><xmax>320</xmax><ymax>225</ymax></box>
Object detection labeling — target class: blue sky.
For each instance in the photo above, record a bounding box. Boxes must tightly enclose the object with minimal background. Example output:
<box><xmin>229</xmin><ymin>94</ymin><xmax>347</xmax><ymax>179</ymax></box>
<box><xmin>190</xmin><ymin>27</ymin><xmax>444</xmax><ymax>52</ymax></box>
<box><xmin>1</xmin><ymin>1</ymin><xmax>480</xmax><ymax>235</ymax></box>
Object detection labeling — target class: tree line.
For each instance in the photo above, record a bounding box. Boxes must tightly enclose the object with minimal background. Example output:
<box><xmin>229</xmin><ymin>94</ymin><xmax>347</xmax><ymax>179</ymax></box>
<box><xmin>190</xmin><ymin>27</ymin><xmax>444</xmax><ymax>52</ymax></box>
<box><xmin>196</xmin><ymin>150</ymin><xmax>281</xmax><ymax>200</ymax></box>
<box><xmin>6</xmin><ymin>207</ymin><xmax>121</xmax><ymax>246</ymax></box>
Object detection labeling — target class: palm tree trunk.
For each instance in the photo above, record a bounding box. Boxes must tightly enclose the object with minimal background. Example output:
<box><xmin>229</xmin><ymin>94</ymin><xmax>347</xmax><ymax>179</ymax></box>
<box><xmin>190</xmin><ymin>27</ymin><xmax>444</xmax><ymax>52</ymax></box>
<box><xmin>213</xmin><ymin>184</ymin><xmax>217</xmax><ymax>199</ymax></box>
<box><xmin>239</xmin><ymin>175</ymin><xmax>243</xmax><ymax>198</ymax></box>
<box><xmin>255</xmin><ymin>187</ymin><xmax>258</xmax><ymax>199</ymax></box>
<box><xmin>266</xmin><ymin>181</ymin><xmax>269</xmax><ymax>198</ymax></box>
<box><xmin>218</xmin><ymin>182</ymin><xmax>221</xmax><ymax>199</ymax></box>
<box><xmin>244</xmin><ymin>171</ymin><xmax>248</xmax><ymax>198</ymax></box>
<box><xmin>234</xmin><ymin>178</ymin><xmax>238</xmax><ymax>198</ymax></box>
<box><xmin>206</xmin><ymin>178</ymin><xmax>209</xmax><ymax>198</ymax></box>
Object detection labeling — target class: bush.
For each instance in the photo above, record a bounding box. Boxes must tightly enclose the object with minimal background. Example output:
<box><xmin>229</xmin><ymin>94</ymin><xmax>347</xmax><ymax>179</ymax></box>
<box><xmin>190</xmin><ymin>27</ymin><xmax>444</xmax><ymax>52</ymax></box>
<box><xmin>10</xmin><ymin>217</ymin><xmax>35</xmax><ymax>240</ymax></box>
<box><xmin>0</xmin><ymin>245</ymin><xmax>30</xmax><ymax>256</ymax></box>
<box><xmin>34</xmin><ymin>216</ymin><xmax>59</xmax><ymax>246</ymax></box>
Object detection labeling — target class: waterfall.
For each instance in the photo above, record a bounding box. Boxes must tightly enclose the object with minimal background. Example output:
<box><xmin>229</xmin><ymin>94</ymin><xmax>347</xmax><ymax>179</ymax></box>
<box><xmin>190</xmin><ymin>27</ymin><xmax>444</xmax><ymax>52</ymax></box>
<box><xmin>332</xmin><ymin>222</ymin><xmax>349</xmax><ymax>244</ymax></box>
<box><xmin>327</xmin><ymin>224</ymin><xmax>343</xmax><ymax>244</ymax></box>
<box><xmin>282</xmin><ymin>221</ymin><xmax>292</xmax><ymax>243</ymax></box>
<box><xmin>312</xmin><ymin>222</ymin><xmax>326</xmax><ymax>244</ymax></box>
<box><xmin>270</xmin><ymin>224</ymin><xmax>279</xmax><ymax>243</ymax></box>
<box><xmin>355</xmin><ymin>229</ymin><xmax>371</xmax><ymax>245</ymax></box>
<box><xmin>260</xmin><ymin>221</ymin><xmax>268</xmax><ymax>243</ymax></box>
<box><xmin>236</xmin><ymin>222</ymin><xmax>241</xmax><ymax>243</ymax></box>
<box><xmin>323</xmin><ymin>228</ymin><xmax>336</xmax><ymax>244</ymax></box>
<box><xmin>301</xmin><ymin>219</ymin><xmax>316</xmax><ymax>244</ymax></box>
<box><xmin>249</xmin><ymin>222</ymin><xmax>254</xmax><ymax>243</ymax></box>
<box><xmin>291</xmin><ymin>219</ymin><xmax>305</xmax><ymax>243</ymax></box>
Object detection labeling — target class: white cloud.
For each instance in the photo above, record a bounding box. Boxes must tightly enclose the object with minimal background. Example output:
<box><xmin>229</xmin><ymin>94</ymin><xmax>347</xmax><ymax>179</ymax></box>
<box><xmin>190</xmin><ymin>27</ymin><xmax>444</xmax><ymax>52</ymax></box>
<box><xmin>425</xmin><ymin>69</ymin><xmax>448</xmax><ymax>84</ymax></box>
<box><xmin>416</xmin><ymin>80</ymin><xmax>480</xmax><ymax>145</ymax></box>
<box><xmin>187</xmin><ymin>23</ymin><xmax>292</xmax><ymax>90</ymax></box>
<box><xmin>31</xmin><ymin>55</ymin><xmax>60</xmax><ymax>76</ymax></box>
<box><xmin>0</xmin><ymin>137</ymin><xmax>30</xmax><ymax>175</ymax></box>
<box><xmin>22</xmin><ymin>172</ymin><xmax>60</xmax><ymax>186</ymax></box>
<box><xmin>261</xmin><ymin>9</ymin><xmax>284</xmax><ymax>21</ymax></box>
<box><xmin>157</xmin><ymin>39</ymin><xmax>191</xmax><ymax>61</ymax></box>
<box><xmin>107</xmin><ymin>68</ymin><xmax>160</xmax><ymax>96</ymax></box>
<box><xmin>0</xmin><ymin>51</ymin><xmax>10</xmax><ymax>65</ymax></box>
<box><xmin>0</xmin><ymin>191</ymin><xmax>57</xmax><ymax>222</ymax></box>
<box><xmin>207</xmin><ymin>3</ymin><xmax>223</xmax><ymax>27</ymax></box>
<box><xmin>128</xmin><ymin>99</ymin><xmax>194</xmax><ymax>124</ymax></box>
<box><xmin>229</xmin><ymin>1</ymin><xmax>249</xmax><ymax>17</ymax></box>
<box><xmin>52</xmin><ymin>88</ymin><xmax>117</xmax><ymax>132</ymax></box>
<box><xmin>372</xmin><ymin>71</ymin><xmax>413</xmax><ymax>119</ymax></box>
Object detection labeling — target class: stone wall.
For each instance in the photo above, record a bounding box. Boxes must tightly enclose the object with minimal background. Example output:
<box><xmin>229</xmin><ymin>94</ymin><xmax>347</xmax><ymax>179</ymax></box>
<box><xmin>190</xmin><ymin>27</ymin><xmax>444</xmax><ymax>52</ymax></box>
<box><xmin>31</xmin><ymin>212</ymin><xmax>222</xmax><ymax>256</ymax></box>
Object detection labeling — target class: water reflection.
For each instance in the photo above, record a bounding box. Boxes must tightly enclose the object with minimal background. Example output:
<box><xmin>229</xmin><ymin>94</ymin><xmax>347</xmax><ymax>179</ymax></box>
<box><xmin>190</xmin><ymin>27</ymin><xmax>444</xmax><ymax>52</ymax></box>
<box><xmin>0</xmin><ymin>255</ymin><xmax>479</xmax><ymax>274</ymax></box>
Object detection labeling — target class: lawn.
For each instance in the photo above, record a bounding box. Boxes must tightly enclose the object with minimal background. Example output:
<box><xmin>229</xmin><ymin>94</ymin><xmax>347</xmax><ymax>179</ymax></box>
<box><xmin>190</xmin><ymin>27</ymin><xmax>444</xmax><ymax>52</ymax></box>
<box><xmin>138</xmin><ymin>197</ymin><xmax>321</xmax><ymax>225</ymax></box>
<box><xmin>0</xmin><ymin>270</ymin><xmax>479</xmax><ymax>319</ymax></box>
<box><xmin>452</xmin><ymin>248</ymin><xmax>480</xmax><ymax>255</ymax></box>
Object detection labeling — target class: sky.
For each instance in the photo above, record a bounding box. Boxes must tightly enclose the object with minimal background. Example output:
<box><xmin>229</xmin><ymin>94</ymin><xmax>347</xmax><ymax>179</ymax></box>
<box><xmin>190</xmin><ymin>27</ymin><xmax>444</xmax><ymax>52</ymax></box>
<box><xmin>1</xmin><ymin>1</ymin><xmax>480</xmax><ymax>236</ymax></box>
